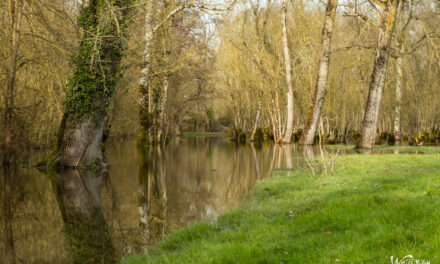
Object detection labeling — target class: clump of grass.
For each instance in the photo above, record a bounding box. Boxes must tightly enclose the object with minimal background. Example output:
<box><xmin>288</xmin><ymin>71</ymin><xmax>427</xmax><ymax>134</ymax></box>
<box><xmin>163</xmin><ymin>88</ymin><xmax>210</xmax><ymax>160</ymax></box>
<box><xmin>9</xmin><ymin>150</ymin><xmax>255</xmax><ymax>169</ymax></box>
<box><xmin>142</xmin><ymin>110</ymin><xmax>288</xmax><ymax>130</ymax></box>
<box><xmin>122</xmin><ymin>154</ymin><xmax>440</xmax><ymax>264</ymax></box>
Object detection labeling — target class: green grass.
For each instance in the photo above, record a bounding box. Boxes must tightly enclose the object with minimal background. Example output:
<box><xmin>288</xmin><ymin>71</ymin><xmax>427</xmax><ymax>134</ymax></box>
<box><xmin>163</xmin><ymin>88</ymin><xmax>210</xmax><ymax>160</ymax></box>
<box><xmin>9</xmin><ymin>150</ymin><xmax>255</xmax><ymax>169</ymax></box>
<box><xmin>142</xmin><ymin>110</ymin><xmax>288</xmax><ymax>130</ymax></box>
<box><xmin>327</xmin><ymin>144</ymin><xmax>440</xmax><ymax>153</ymax></box>
<box><xmin>122</xmin><ymin>154</ymin><xmax>440</xmax><ymax>264</ymax></box>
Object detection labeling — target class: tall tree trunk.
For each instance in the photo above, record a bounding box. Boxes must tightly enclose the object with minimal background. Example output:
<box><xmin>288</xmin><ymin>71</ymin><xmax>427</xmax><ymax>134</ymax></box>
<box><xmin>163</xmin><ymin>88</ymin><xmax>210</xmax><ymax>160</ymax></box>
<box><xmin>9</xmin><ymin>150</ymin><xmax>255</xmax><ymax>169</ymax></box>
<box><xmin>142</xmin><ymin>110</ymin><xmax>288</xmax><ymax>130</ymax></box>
<box><xmin>3</xmin><ymin>0</ymin><xmax>22</xmax><ymax>165</ymax></box>
<box><xmin>394</xmin><ymin>43</ymin><xmax>404</xmax><ymax>145</ymax></box>
<box><xmin>203</xmin><ymin>101</ymin><xmax>212</xmax><ymax>132</ymax></box>
<box><xmin>250</xmin><ymin>89</ymin><xmax>263</xmax><ymax>141</ymax></box>
<box><xmin>157</xmin><ymin>75</ymin><xmax>169</xmax><ymax>143</ymax></box>
<box><xmin>250</xmin><ymin>5</ymin><xmax>270</xmax><ymax>142</ymax></box>
<box><xmin>275</xmin><ymin>90</ymin><xmax>283</xmax><ymax>142</ymax></box>
<box><xmin>357</xmin><ymin>1</ymin><xmax>399</xmax><ymax>149</ymax></box>
<box><xmin>46</xmin><ymin>0</ymin><xmax>130</xmax><ymax>168</ymax></box>
<box><xmin>281</xmin><ymin>0</ymin><xmax>295</xmax><ymax>143</ymax></box>
<box><xmin>138</xmin><ymin>0</ymin><xmax>154</xmax><ymax>145</ymax></box>
<box><xmin>300</xmin><ymin>0</ymin><xmax>338</xmax><ymax>145</ymax></box>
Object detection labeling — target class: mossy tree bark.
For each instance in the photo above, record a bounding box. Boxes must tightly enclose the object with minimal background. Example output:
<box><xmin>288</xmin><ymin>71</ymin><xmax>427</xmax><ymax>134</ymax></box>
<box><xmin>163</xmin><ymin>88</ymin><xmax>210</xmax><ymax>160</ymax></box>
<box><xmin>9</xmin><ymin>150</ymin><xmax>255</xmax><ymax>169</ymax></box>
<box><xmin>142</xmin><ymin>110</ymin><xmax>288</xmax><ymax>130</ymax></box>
<box><xmin>50</xmin><ymin>0</ymin><xmax>131</xmax><ymax>168</ymax></box>
<box><xmin>300</xmin><ymin>0</ymin><xmax>338</xmax><ymax>146</ymax></box>
<box><xmin>357</xmin><ymin>0</ymin><xmax>400</xmax><ymax>149</ymax></box>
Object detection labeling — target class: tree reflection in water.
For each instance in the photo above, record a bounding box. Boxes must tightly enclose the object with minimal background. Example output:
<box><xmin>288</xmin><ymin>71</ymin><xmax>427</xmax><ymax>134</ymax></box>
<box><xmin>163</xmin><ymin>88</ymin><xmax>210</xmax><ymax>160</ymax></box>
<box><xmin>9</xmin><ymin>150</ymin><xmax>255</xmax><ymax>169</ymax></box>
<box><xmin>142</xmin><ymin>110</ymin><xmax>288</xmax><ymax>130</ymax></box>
<box><xmin>2</xmin><ymin>137</ymin><xmax>296</xmax><ymax>263</ymax></box>
<box><xmin>48</xmin><ymin>169</ymin><xmax>117</xmax><ymax>264</ymax></box>
<box><xmin>2</xmin><ymin>166</ymin><xmax>16</xmax><ymax>264</ymax></box>
<box><xmin>138</xmin><ymin>145</ymin><xmax>168</xmax><ymax>248</ymax></box>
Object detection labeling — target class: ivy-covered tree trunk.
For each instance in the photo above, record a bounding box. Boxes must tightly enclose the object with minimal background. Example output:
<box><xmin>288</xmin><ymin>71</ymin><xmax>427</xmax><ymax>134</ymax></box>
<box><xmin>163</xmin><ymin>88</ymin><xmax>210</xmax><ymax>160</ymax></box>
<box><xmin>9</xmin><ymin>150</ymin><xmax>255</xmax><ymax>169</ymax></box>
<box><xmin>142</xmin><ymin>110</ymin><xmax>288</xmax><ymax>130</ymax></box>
<box><xmin>50</xmin><ymin>0</ymin><xmax>130</xmax><ymax>168</ymax></box>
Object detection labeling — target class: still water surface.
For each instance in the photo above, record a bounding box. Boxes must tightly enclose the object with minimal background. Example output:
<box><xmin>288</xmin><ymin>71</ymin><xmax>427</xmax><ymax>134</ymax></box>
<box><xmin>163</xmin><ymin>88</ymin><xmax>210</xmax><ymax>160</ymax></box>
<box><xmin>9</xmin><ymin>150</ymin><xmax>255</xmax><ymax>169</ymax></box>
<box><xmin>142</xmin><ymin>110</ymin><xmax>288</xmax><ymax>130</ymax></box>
<box><xmin>0</xmin><ymin>137</ymin><xmax>430</xmax><ymax>263</ymax></box>
<box><xmin>1</xmin><ymin>137</ymin><xmax>310</xmax><ymax>264</ymax></box>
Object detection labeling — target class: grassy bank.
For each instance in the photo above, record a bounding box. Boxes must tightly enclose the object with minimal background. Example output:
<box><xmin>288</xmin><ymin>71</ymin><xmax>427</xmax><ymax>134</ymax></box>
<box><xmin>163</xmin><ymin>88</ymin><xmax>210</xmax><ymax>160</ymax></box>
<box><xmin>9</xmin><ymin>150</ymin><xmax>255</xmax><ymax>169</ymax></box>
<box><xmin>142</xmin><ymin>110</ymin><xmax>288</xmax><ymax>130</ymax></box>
<box><xmin>122</xmin><ymin>154</ymin><xmax>440</xmax><ymax>263</ymax></box>
<box><xmin>326</xmin><ymin>144</ymin><xmax>440</xmax><ymax>153</ymax></box>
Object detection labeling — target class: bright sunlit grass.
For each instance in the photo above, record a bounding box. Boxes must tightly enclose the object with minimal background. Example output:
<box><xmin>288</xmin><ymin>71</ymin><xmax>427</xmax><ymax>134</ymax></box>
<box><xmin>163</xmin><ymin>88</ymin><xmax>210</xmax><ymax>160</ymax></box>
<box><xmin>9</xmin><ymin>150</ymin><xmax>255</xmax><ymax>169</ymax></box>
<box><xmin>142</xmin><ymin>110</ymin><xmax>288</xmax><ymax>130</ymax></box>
<box><xmin>122</xmin><ymin>154</ymin><xmax>440</xmax><ymax>264</ymax></box>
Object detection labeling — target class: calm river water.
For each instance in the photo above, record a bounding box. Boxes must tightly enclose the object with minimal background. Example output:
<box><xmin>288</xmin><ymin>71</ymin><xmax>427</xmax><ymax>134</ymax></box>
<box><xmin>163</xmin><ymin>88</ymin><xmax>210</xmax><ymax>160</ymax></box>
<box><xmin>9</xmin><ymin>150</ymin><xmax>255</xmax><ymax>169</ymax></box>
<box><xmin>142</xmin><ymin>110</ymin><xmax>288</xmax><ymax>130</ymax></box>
<box><xmin>0</xmin><ymin>137</ymin><xmax>317</xmax><ymax>264</ymax></box>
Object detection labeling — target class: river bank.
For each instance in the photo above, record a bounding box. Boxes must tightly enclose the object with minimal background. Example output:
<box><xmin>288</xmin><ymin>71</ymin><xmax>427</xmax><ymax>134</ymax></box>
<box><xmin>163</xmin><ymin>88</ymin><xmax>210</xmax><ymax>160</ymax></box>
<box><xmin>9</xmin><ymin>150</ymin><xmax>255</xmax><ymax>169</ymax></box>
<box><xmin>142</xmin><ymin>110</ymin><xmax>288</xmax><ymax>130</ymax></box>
<box><xmin>122</xmin><ymin>153</ymin><xmax>440</xmax><ymax>263</ymax></box>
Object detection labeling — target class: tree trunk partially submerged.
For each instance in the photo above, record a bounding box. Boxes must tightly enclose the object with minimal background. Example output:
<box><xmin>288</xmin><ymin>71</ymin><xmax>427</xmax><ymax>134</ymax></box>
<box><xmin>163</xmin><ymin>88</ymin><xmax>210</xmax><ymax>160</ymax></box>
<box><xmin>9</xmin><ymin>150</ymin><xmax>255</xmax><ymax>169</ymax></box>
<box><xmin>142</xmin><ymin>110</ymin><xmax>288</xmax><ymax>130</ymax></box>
<box><xmin>42</xmin><ymin>0</ymin><xmax>131</xmax><ymax>168</ymax></box>
<box><xmin>357</xmin><ymin>1</ymin><xmax>399</xmax><ymax>149</ymax></box>
<box><xmin>54</xmin><ymin>114</ymin><xmax>106</xmax><ymax>167</ymax></box>
<box><xmin>300</xmin><ymin>0</ymin><xmax>338</xmax><ymax>145</ymax></box>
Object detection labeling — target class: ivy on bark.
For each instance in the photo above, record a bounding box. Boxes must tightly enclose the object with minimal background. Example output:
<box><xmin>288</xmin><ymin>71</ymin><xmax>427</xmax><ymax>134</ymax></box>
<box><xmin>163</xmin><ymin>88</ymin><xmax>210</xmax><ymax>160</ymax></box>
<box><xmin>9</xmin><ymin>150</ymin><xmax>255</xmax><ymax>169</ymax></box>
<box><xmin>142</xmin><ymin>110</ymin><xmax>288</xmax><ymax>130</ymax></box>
<box><xmin>64</xmin><ymin>0</ymin><xmax>130</xmax><ymax>123</ymax></box>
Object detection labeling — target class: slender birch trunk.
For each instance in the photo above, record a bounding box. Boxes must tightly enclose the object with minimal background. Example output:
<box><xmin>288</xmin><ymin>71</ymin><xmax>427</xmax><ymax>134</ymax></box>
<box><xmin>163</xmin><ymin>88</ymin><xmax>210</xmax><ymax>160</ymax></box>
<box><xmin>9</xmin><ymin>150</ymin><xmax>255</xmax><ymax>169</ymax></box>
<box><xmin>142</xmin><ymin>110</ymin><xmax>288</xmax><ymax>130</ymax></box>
<box><xmin>357</xmin><ymin>1</ymin><xmax>399</xmax><ymax>149</ymax></box>
<box><xmin>138</xmin><ymin>0</ymin><xmax>154</xmax><ymax>145</ymax></box>
<box><xmin>157</xmin><ymin>75</ymin><xmax>169</xmax><ymax>143</ymax></box>
<box><xmin>300</xmin><ymin>0</ymin><xmax>338</xmax><ymax>145</ymax></box>
<box><xmin>281</xmin><ymin>0</ymin><xmax>295</xmax><ymax>143</ymax></box>
<box><xmin>394</xmin><ymin>43</ymin><xmax>404</xmax><ymax>145</ymax></box>
<box><xmin>3</xmin><ymin>0</ymin><xmax>22</xmax><ymax>165</ymax></box>
<box><xmin>250</xmin><ymin>89</ymin><xmax>263</xmax><ymax>141</ymax></box>
<box><xmin>268</xmin><ymin>99</ymin><xmax>277</xmax><ymax>141</ymax></box>
<box><xmin>275</xmin><ymin>90</ymin><xmax>283</xmax><ymax>142</ymax></box>
<box><xmin>250</xmin><ymin>5</ymin><xmax>269</xmax><ymax>142</ymax></box>
<box><xmin>157</xmin><ymin>18</ymin><xmax>171</xmax><ymax>144</ymax></box>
